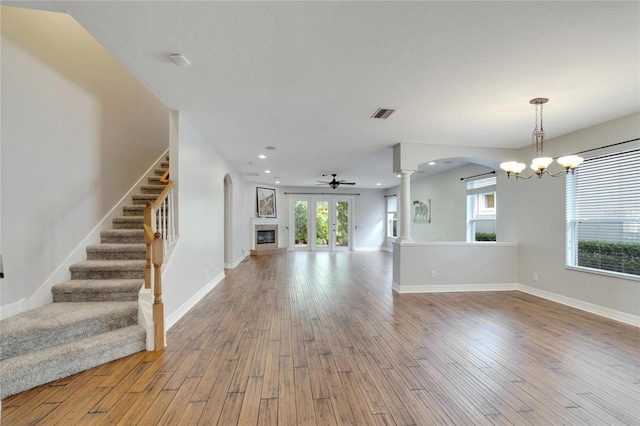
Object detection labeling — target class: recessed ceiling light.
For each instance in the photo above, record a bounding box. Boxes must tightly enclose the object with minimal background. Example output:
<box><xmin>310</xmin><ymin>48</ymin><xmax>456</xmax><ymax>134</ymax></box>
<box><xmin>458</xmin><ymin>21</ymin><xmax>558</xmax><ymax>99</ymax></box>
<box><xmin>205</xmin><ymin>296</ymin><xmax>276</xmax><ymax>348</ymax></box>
<box><xmin>265</xmin><ymin>146</ymin><xmax>276</xmax><ymax>151</ymax></box>
<box><xmin>376</xmin><ymin>183</ymin><xmax>381</xmax><ymax>186</ymax></box>
<box><xmin>275</xmin><ymin>181</ymin><xmax>280</xmax><ymax>184</ymax></box>
<box><xmin>428</xmin><ymin>161</ymin><xmax>436</xmax><ymax>166</ymax></box>
<box><xmin>169</xmin><ymin>54</ymin><xmax>190</xmax><ymax>67</ymax></box>
<box><xmin>265</xmin><ymin>170</ymin><xmax>271</xmax><ymax>174</ymax></box>
<box><xmin>258</xmin><ymin>154</ymin><xmax>266</xmax><ymax>159</ymax></box>
<box><xmin>396</xmin><ymin>174</ymin><xmax>401</xmax><ymax>178</ymax></box>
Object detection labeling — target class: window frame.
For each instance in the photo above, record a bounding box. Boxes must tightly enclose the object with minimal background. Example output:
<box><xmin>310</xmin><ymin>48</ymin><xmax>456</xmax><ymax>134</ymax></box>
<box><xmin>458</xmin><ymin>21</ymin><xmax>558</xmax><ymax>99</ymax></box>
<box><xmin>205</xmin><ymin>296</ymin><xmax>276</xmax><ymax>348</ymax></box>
<box><xmin>466</xmin><ymin>176</ymin><xmax>497</xmax><ymax>242</ymax></box>
<box><xmin>386</xmin><ymin>196</ymin><xmax>398</xmax><ymax>238</ymax></box>
<box><xmin>565</xmin><ymin>147</ymin><xmax>640</xmax><ymax>280</ymax></box>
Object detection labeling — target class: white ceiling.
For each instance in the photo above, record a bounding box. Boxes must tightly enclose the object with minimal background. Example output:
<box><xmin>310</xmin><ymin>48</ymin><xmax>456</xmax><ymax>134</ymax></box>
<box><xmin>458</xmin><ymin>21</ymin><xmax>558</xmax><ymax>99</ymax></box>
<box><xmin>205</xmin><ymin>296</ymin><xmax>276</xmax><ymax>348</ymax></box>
<box><xmin>18</xmin><ymin>1</ymin><xmax>640</xmax><ymax>188</ymax></box>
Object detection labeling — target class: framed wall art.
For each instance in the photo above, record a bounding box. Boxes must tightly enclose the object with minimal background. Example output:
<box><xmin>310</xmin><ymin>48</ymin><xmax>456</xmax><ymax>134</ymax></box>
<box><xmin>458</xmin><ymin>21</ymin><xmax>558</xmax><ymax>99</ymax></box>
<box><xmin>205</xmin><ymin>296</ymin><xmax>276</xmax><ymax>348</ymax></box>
<box><xmin>256</xmin><ymin>187</ymin><xmax>277</xmax><ymax>218</ymax></box>
<box><xmin>413</xmin><ymin>199</ymin><xmax>431</xmax><ymax>223</ymax></box>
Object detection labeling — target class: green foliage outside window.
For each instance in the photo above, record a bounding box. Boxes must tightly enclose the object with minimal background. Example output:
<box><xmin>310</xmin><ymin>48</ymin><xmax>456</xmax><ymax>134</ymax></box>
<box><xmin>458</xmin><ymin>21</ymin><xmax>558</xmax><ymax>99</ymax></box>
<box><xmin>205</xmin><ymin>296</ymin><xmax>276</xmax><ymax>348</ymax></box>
<box><xmin>294</xmin><ymin>201</ymin><xmax>308</xmax><ymax>245</ymax></box>
<box><xmin>316</xmin><ymin>202</ymin><xmax>329</xmax><ymax>245</ymax></box>
<box><xmin>336</xmin><ymin>201</ymin><xmax>349</xmax><ymax>247</ymax></box>
<box><xmin>475</xmin><ymin>232</ymin><xmax>496</xmax><ymax>241</ymax></box>
<box><xmin>577</xmin><ymin>241</ymin><xmax>640</xmax><ymax>276</ymax></box>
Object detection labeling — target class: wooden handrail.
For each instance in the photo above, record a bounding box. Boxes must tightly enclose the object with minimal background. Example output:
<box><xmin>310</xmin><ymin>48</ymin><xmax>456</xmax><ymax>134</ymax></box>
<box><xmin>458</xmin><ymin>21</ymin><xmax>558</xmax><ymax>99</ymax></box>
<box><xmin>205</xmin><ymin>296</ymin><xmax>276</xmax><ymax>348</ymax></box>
<box><xmin>151</xmin><ymin>179</ymin><xmax>174</xmax><ymax>210</ymax></box>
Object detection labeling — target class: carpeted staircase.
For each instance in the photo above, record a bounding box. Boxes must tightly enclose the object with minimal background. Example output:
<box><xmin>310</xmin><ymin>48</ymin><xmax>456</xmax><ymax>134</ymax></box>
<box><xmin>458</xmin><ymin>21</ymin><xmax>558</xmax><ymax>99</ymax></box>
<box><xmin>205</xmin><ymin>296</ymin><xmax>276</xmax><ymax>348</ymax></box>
<box><xmin>0</xmin><ymin>158</ymin><xmax>170</xmax><ymax>399</ymax></box>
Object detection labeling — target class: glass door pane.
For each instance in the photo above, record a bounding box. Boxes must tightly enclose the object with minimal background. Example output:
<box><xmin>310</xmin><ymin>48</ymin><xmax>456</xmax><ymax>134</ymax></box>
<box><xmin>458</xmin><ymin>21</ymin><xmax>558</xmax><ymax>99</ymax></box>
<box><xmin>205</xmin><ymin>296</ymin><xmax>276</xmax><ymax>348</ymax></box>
<box><xmin>315</xmin><ymin>200</ymin><xmax>329</xmax><ymax>248</ymax></box>
<box><xmin>335</xmin><ymin>200</ymin><xmax>350</xmax><ymax>248</ymax></box>
<box><xmin>294</xmin><ymin>200</ymin><xmax>309</xmax><ymax>248</ymax></box>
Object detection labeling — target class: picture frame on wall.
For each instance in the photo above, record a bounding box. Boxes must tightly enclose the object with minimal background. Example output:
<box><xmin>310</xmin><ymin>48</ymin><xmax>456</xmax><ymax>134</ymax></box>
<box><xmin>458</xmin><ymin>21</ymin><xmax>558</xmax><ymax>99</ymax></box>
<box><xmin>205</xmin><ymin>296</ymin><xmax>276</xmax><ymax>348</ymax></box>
<box><xmin>413</xmin><ymin>199</ymin><xmax>431</xmax><ymax>223</ymax></box>
<box><xmin>256</xmin><ymin>187</ymin><xmax>277</xmax><ymax>218</ymax></box>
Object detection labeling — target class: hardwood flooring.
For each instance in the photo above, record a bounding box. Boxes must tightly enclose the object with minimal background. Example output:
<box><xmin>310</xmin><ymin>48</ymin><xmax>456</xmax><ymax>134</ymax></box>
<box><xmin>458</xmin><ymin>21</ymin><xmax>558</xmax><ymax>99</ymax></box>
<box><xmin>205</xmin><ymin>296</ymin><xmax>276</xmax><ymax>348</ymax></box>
<box><xmin>2</xmin><ymin>251</ymin><xmax>639</xmax><ymax>425</ymax></box>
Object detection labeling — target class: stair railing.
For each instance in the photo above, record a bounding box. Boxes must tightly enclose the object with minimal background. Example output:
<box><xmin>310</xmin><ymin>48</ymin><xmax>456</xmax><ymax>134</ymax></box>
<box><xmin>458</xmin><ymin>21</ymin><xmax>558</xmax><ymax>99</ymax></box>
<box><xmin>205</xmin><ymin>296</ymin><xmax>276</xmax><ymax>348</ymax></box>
<box><xmin>143</xmin><ymin>169</ymin><xmax>175</xmax><ymax>351</ymax></box>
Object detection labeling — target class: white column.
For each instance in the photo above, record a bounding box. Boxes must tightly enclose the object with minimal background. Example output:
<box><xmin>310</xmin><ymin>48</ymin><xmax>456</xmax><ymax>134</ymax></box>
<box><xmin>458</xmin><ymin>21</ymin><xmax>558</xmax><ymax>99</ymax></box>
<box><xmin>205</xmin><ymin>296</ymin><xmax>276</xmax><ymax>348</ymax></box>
<box><xmin>399</xmin><ymin>170</ymin><xmax>414</xmax><ymax>241</ymax></box>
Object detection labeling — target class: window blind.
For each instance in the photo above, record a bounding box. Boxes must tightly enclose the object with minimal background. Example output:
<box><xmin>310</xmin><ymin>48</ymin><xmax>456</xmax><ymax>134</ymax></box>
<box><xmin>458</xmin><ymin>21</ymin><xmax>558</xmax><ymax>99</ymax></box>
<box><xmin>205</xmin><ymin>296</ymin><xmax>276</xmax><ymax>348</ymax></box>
<box><xmin>566</xmin><ymin>148</ymin><xmax>640</xmax><ymax>277</ymax></box>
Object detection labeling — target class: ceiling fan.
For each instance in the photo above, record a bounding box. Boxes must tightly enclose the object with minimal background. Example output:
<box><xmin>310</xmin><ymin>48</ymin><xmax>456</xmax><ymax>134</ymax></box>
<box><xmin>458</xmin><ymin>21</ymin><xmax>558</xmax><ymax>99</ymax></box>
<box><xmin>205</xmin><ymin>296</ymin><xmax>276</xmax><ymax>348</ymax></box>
<box><xmin>317</xmin><ymin>174</ymin><xmax>356</xmax><ymax>189</ymax></box>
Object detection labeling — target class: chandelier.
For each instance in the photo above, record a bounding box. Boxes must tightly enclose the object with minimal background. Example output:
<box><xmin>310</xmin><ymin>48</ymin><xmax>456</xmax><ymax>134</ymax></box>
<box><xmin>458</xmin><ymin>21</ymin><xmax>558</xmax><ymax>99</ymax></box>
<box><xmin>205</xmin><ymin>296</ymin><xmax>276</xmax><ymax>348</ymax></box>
<box><xmin>500</xmin><ymin>98</ymin><xmax>583</xmax><ymax>179</ymax></box>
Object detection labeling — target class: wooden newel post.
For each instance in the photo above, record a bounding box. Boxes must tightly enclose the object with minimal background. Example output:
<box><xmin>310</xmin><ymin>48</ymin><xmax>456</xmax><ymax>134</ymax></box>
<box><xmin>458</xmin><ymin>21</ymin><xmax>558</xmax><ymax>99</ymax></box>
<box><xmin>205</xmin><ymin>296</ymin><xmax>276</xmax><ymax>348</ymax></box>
<box><xmin>152</xmin><ymin>232</ymin><xmax>165</xmax><ymax>351</ymax></box>
<box><xmin>143</xmin><ymin>203</ymin><xmax>153</xmax><ymax>290</ymax></box>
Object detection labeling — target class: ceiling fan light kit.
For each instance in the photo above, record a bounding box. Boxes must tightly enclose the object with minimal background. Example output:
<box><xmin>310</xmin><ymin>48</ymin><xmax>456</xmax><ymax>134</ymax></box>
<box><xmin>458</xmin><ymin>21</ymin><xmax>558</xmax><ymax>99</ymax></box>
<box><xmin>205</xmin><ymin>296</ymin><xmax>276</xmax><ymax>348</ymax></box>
<box><xmin>500</xmin><ymin>98</ymin><xmax>583</xmax><ymax>179</ymax></box>
<box><xmin>317</xmin><ymin>174</ymin><xmax>356</xmax><ymax>189</ymax></box>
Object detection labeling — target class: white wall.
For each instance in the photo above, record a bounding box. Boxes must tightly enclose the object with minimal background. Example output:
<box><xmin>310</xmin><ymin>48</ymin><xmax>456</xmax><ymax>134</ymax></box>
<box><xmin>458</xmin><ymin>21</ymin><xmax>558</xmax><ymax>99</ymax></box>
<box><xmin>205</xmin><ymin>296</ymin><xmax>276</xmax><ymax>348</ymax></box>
<box><xmin>245</xmin><ymin>185</ymin><xmax>386</xmax><ymax>251</ymax></box>
<box><xmin>500</xmin><ymin>112</ymin><xmax>640</xmax><ymax>317</ymax></box>
<box><xmin>1</xmin><ymin>7</ymin><xmax>169</xmax><ymax>307</ymax></box>
<box><xmin>392</xmin><ymin>241</ymin><xmax>518</xmax><ymax>292</ymax></box>
<box><xmin>388</xmin><ymin>163</ymin><xmax>495</xmax><ymax>242</ymax></box>
<box><xmin>162</xmin><ymin>114</ymin><xmax>250</xmax><ymax>326</ymax></box>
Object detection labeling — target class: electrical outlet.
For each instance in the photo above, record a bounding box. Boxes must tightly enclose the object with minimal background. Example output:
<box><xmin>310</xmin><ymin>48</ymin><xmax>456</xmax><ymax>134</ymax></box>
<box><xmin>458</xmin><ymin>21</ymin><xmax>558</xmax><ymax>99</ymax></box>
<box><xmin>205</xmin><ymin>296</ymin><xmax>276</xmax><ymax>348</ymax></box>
<box><xmin>431</xmin><ymin>270</ymin><xmax>436</xmax><ymax>278</ymax></box>
<box><xmin>533</xmin><ymin>273</ymin><xmax>539</xmax><ymax>281</ymax></box>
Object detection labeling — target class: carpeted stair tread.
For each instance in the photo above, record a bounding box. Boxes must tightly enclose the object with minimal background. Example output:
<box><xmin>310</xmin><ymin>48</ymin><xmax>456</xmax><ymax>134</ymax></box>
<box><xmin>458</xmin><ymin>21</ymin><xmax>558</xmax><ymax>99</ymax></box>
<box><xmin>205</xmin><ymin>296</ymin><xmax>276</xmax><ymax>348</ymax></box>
<box><xmin>0</xmin><ymin>301</ymin><xmax>138</xmax><ymax>361</ymax></box>
<box><xmin>101</xmin><ymin>229</ymin><xmax>144</xmax><ymax>244</ymax></box>
<box><xmin>140</xmin><ymin>185</ymin><xmax>165</xmax><ymax>194</ymax></box>
<box><xmin>112</xmin><ymin>216</ymin><xmax>144</xmax><ymax>229</ymax></box>
<box><xmin>0</xmin><ymin>325</ymin><xmax>145</xmax><ymax>399</ymax></box>
<box><xmin>154</xmin><ymin>167</ymin><xmax>168</xmax><ymax>176</ymax></box>
<box><xmin>52</xmin><ymin>279</ymin><xmax>143</xmax><ymax>302</ymax></box>
<box><xmin>87</xmin><ymin>243</ymin><xmax>146</xmax><ymax>260</ymax></box>
<box><xmin>123</xmin><ymin>205</ymin><xmax>145</xmax><ymax>216</ymax></box>
<box><xmin>147</xmin><ymin>176</ymin><xmax>162</xmax><ymax>185</ymax></box>
<box><xmin>132</xmin><ymin>194</ymin><xmax>159</xmax><ymax>205</ymax></box>
<box><xmin>70</xmin><ymin>259</ymin><xmax>145</xmax><ymax>279</ymax></box>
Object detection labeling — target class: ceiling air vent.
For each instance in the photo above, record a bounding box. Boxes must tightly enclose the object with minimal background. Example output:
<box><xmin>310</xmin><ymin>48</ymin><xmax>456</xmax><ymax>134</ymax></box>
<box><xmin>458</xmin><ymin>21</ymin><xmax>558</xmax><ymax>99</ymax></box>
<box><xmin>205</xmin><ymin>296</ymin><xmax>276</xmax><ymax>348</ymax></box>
<box><xmin>371</xmin><ymin>108</ymin><xmax>395</xmax><ymax>119</ymax></box>
<box><xmin>245</xmin><ymin>172</ymin><xmax>259</xmax><ymax>177</ymax></box>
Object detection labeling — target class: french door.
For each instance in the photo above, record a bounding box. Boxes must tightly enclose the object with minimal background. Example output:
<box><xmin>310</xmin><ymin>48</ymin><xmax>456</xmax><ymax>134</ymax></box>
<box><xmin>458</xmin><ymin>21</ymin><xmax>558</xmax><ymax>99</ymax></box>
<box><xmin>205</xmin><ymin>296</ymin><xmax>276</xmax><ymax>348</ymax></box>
<box><xmin>290</xmin><ymin>197</ymin><xmax>352</xmax><ymax>251</ymax></box>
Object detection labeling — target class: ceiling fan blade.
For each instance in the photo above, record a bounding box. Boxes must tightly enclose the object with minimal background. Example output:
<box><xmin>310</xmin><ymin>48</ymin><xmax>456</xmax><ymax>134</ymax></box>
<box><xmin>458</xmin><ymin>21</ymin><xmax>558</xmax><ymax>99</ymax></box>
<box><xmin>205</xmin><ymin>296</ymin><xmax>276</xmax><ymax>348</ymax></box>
<box><xmin>341</xmin><ymin>182</ymin><xmax>356</xmax><ymax>185</ymax></box>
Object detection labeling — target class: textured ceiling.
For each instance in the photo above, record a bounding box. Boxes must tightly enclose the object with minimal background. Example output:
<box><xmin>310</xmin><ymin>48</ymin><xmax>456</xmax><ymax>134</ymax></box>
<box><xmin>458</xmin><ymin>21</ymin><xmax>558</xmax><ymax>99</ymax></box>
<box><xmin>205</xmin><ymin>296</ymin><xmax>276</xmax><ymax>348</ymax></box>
<box><xmin>15</xmin><ymin>1</ymin><xmax>640</xmax><ymax>188</ymax></box>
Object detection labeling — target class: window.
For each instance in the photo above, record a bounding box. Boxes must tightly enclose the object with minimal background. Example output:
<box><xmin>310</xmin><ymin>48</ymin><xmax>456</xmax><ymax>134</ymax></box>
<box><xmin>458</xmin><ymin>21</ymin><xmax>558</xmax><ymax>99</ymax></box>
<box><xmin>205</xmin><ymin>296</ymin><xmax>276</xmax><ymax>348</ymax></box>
<box><xmin>467</xmin><ymin>176</ymin><xmax>496</xmax><ymax>242</ymax></box>
<box><xmin>566</xmin><ymin>148</ymin><xmax>640</xmax><ymax>278</ymax></box>
<box><xmin>386</xmin><ymin>196</ymin><xmax>398</xmax><ymax>238</ymax></box>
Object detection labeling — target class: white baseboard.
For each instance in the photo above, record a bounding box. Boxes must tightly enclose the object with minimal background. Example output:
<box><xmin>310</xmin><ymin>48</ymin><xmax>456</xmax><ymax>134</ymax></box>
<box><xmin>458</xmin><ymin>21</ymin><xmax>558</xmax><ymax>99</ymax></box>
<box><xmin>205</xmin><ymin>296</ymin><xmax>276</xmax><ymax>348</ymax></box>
<box><xmin>1</xmin><ymin>298</ymin><xmax>26</xmax><ymax>320</ymax></box>
<box><xmin>354</xmin><ymin>247</ymin><xmax>384</xmax><ymax>252</ymax></box>
<box><xmin>518</xmin><ymin>284</ymin><xmax>640</xmax><ymax>328</ymax></box>
<box><xmin>225</xmin><ymin>253</ymin><xmax>249</xmax><ymax>269</ymax></box>
<box><xmin>392</xmin><ymin>283</ymin><xmax>517</xmax><ymax>294</ymax></box>
<box><xmin>165</xmin><ymin>271</ymin><xmax>225</xmax><ymax>331</ymax></box>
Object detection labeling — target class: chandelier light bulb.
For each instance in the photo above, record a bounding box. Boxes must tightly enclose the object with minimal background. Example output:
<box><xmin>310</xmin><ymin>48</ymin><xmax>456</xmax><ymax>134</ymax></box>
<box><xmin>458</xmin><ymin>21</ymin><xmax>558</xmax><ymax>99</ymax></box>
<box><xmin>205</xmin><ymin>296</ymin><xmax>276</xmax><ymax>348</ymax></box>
<box><xmin>530</xmin><ymin>157</ymin><xmax>553</xmax><ymax>171</ymax></box>
<box><xmin>557</xmin><ymin>155</ymin><xmax>584</xmax><ymax>169</ymax></box>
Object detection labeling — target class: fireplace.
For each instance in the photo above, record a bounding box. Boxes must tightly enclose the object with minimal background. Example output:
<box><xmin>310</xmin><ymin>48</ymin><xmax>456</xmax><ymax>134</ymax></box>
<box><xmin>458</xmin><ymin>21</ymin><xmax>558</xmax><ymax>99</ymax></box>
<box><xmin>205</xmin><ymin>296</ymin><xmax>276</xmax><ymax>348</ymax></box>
<box><xmin>250</xmin><ymin>223</ymin><xmax>286</xmax><ymax>256</ymax></box>
<box><xmin>257</xmin><ymin>229</ymin><xmax>276</xmax><ymax>245</ymax></box>
<box><xmin>254</xmin><ymin>224</ymin><xmax>278</xmax><ymax>251</ymax></box>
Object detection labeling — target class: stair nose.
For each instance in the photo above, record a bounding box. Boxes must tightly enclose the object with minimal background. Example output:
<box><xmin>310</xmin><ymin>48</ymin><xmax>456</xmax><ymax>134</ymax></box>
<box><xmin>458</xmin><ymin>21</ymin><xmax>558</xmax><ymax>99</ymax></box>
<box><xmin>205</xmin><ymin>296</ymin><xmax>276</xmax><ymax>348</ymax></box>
<box><xmin>140</xmin><ymin>185</ymin><xmax>166</xmax><ymax>194</ymax></box>
<box><xmin>112</xmin><ymin>216</ymin><xmax>144</xmax><ymax>229</ymax></box>
<box><xmin>53</xmin><ymin>279</ymin><xmax>144</xmax><ymax>302</ymax></box>
<box><xmin>70</xmin><ymin>260</ymin><xmax>145</xmax><ymax>279</ymax></box>
<box><xmin>87</xmin><ymin>243</ymin><xmax>146</xmax><ymax>260</ymax></box>
<box><xmin>101</xmin><ymin>229</ymin><xmax>144</xmax><ymax>244</ymax></box>
<box><xmin>123</xmin><ymin>205</ymin><xmax>145</xmax><ymax>217</ymax></box>
<box><xmin>0</xmin><ymin>325</ymin><xmax>145</xmax><ymax>399</ymax></box>
<box><xmin>0</xmin><ymin>302</ymin><xmax>139</xmax><ymax>361</ymax></box>
<box><xmin>132</xmin><ymin>194</ymin><xmax>159</xmax><ymax>205</ymax></box>
<box><xmin>154</xmin><ymin>168</ymin><xmax>168</xmax><ymax>176</ymax></box>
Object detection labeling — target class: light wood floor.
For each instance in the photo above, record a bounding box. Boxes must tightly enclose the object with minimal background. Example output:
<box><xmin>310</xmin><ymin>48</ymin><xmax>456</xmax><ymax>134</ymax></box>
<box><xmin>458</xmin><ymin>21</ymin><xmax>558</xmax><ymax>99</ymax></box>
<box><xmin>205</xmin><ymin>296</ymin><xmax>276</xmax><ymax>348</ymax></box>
<box><xmin>2</xmin><ymin>251</ymin><xmax>639</xmax><ymax>425</ymax></box>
